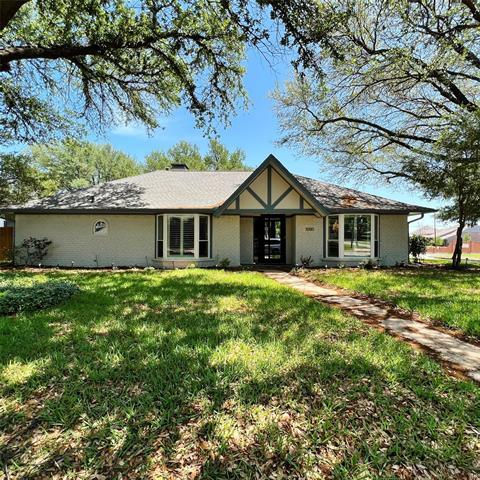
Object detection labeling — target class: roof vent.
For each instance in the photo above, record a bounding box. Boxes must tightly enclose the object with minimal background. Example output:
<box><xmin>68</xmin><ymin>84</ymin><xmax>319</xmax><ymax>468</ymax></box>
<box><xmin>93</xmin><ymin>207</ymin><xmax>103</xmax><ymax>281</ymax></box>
<box><xmin>170</xmin><ymin>163</ymin><xmax>189</xmax><ymax>171</ymax></box>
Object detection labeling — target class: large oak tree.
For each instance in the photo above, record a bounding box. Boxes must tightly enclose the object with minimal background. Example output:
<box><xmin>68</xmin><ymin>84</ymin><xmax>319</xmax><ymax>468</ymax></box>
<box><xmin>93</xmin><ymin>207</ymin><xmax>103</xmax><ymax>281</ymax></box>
<box><xmin>269</xmin><ymin>0</ymin><xmax>480</xmax><ymax>266</ymax></box>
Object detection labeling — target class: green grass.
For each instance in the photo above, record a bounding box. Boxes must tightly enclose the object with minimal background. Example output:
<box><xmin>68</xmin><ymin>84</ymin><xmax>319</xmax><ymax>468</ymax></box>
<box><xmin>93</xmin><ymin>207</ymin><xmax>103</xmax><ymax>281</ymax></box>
<box><xmin>460</xmin><ymin>253</ymin><xmax>480</xmax><ymax>260</ymax></box>
<box><xmin>0</xmin><ymin>270</ymin><xmax>479</xmax><ymax>478</ymax></box>
<box><xmin>422</xmin><ymin>253</ymin><xmax>480</xmax><ymax>264</ymax></box>
<box><xmin>300</xmin><ymin>268</ymin><xmax>480</xmax><ymax>338</ymax></box>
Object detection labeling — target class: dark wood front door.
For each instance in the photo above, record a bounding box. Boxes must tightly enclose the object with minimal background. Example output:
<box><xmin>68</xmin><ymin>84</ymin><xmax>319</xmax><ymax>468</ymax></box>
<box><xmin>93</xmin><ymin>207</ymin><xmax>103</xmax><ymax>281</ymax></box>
<box><xmin>254</xmin><ymin>215</ymin><xmax>286</xmax><ymax>264</ymax></box>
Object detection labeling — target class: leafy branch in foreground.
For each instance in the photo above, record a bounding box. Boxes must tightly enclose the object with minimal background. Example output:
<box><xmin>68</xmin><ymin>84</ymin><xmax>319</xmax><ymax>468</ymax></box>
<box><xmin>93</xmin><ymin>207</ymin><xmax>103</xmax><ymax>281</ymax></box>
<box><xmin>0</xmin><ymin>0</ymin><xmax>269</xmax><ymax>145</ymax></box>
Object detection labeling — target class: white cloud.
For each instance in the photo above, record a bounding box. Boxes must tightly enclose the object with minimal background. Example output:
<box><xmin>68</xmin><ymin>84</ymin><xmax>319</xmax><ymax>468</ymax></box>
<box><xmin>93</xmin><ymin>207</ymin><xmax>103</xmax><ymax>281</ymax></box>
<box><xmin>111</xmin><ymin>115</ymin><xmax>174</xmax><ymax>138</ymax></box>
<box><xmin>111</xmin><ymin>123</ymin><xmax>149</xmax><ymax>137</ymax></box>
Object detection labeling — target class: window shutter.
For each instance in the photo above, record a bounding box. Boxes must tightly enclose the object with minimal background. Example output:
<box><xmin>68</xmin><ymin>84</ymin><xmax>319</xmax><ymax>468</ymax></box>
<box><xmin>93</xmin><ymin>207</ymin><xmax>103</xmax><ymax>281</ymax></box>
<box><xmin>183</xmin><ymin>217</ymin><xmax>195</xmax><ymax>257</ymax></box>
<box><xmin>164</xmin><ymin>215</ymin><xmax>209</xmax><ymax>258</ymax></box>
<box><xmin>168</xmin><ymin>217</ymin><xmax>181</xmax><ymax>256</ymax></box>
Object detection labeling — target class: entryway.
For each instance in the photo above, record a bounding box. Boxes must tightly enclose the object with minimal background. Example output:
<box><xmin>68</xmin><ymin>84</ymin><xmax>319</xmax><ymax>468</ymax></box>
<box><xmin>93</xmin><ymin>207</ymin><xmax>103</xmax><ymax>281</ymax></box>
<box><xmin>253</xmin><ymin>215</ymin><xmax>286</xmax><ymax>264</ymax></box>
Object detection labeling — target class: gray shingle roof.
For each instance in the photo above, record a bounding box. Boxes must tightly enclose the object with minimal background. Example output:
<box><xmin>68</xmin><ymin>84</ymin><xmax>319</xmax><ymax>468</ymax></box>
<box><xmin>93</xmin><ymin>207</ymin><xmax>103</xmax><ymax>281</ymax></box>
<box><xmin>10</xmin><ymin>170</ymin><xmax>251</xmax><ymax>211</ymax></box>
<box><xmin>294</xmin><ymin>175</ymin><xmax>434</xmax><ymax>214</ymax></box>
<box><xmin>7</xmin><ymin>167</ymin><xmax>434</xmax><ymax>214</ymax></box>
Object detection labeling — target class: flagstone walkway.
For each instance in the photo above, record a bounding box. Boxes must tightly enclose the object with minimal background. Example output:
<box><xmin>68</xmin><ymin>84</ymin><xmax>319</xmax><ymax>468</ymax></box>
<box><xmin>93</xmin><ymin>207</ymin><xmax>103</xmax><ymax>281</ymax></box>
<box><xmin>264</xmin><ymin>270</ymin><xmax>480</xmax><ymax>383</ymax></box>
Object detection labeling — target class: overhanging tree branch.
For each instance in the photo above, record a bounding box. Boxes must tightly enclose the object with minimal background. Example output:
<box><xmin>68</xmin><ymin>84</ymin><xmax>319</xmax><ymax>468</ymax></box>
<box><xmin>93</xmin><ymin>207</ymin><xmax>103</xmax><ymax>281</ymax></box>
<box><xmin>0</xmin><ymin>0</ymin><xmax>29</xmax><ymax>30</ymax></box>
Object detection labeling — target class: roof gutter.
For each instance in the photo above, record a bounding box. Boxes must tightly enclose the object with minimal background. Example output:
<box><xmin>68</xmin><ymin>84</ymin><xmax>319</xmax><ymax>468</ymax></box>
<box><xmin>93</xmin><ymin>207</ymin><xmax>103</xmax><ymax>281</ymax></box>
<box><xmin>408</xmin><ymin>212</ymin><xmax>425</xmax><ymax>225</ymax></box>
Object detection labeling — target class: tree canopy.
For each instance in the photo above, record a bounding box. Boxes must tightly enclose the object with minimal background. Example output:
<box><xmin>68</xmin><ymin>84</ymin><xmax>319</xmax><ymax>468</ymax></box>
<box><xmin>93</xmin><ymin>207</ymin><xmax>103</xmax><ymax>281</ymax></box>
<box><xmin>268</xmin><ymin>0</ymin><xmax>480</xmax><ymax>267</ymax></box>
<box><xmin>411</xmin><ymin>112</ymin><xmax>480</xmax><ymax>266</ymax></box>
<box><xmin>271</xmin><ymin>0</ymin><xmax>480</xmax><ymax>178</ymax></box>
<box><xmin>0</xmin><ymin>153</ymin><xmax>42</xmax><ymax>207</ymax></box>
<box><xmin>145</xmin><ymin>139</ymin><xmax>250</xmax><ymax>171</ymax></box>
<box><xmin>30</xmin><ymin>139</ymin><xmax>143</xmax><ymax>193</ymax></box>
<box><xmin>0</xmin><ymin>0</ymin><xmax>268</xmax><ymax>146</ymax></box>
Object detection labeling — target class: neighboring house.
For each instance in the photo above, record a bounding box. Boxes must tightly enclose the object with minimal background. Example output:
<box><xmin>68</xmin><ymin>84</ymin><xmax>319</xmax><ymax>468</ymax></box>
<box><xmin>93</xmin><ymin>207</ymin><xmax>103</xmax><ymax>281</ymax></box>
<box><xmin>413</xmin><ymin>225</ymin><xmax>480</xmax><ymax>245</ymax></box>
<box><xmin>412</xmin><ymin>225</ymin><xmax>458</xmax><ymax>245</ymax></box>
<box><xmin>6</xmin><ymin>155</ymin><xmax>434</xmax><ymax>267</ymax></box>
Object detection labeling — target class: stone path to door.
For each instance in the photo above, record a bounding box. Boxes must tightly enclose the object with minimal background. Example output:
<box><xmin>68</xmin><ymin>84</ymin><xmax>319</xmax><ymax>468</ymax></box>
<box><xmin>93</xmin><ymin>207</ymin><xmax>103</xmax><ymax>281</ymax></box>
<box><xmin>264</xmin><ymin>270</ymin><xmax>480</xmax><ymax>383</ymax></box>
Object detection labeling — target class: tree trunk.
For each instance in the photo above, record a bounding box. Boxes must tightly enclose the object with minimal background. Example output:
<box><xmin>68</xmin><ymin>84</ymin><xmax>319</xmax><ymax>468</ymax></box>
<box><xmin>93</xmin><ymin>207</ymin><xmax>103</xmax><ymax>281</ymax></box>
<box><xmin>452</xmin><ymin>223</ymin><xmax>465</xmax><ymax>268</ymax></box>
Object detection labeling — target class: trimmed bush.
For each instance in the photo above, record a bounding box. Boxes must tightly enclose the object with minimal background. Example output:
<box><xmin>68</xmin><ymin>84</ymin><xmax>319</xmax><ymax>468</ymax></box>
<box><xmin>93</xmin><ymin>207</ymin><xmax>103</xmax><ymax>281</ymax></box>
<box><xmin>0</xmin><ymin>281</ymin><xmax>80</xmax><ymax>315</ymax></box>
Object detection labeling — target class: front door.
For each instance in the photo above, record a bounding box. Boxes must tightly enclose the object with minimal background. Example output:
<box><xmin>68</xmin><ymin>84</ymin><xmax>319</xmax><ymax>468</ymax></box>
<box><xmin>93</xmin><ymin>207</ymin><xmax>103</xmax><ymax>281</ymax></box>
<box><xmin>254</xmin><ymin>215</ymin><xmax>286</xmax><ymax>264</ymax></box>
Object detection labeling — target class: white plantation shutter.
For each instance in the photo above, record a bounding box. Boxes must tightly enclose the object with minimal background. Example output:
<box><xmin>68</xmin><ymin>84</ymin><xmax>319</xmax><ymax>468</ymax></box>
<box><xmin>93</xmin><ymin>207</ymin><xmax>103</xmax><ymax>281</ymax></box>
<box><xmin>167</xmin><ymin>216</ymin><xmax>195</xmax><ymax>257</ymax></box>
<box><xmin>161</xmin><ymin>214</ymin><xmax>210</xmax><ymax>258</ymax></box>
<box><xmin>182</xmin><ymin>216</ymin><xmax>195</xmax><ymax>257</ymax></box>
<box><xmin>168</xmin><ymin>216</ymin><xmax>181</xmax><ymax>256</ymax></box>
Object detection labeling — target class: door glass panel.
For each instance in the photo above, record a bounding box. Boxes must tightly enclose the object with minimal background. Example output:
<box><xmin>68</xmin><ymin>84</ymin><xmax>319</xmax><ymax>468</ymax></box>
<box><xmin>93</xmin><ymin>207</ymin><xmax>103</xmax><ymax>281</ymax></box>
<box><xmin>263</xmin><ymin>217</ymin><xmax>282</xmax><ymax>261</ymax></box>
<box><xmin>327</xmin><ymin>215</ymin><xmax>339</xmax><ymax>257</ymax></box>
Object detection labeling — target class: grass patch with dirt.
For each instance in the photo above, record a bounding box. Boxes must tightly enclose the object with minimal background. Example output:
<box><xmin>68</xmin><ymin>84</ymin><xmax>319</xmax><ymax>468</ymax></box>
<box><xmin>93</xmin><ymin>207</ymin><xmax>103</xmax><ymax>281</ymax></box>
<box><xmin>0</xmin><ymin>269</ymin><xmax>479</xmax><ymax>478</ymax></box>
<box><xmin>299</xmin><ymin>267</ymin><xmax>480</xmax><ymax>339</ymax></box>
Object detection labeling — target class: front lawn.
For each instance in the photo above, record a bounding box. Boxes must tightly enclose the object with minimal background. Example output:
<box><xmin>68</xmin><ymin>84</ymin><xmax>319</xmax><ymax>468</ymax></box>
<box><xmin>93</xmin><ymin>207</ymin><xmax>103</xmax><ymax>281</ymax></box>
<box><xmin>299</xmin><ymin>267</ymin><xmax>480</xmax><ymax>339</ymax></box>
<box><xmin>1</xmin><ymin>269</ymin><xmax>479</xmax><ymax>478</ymax></box>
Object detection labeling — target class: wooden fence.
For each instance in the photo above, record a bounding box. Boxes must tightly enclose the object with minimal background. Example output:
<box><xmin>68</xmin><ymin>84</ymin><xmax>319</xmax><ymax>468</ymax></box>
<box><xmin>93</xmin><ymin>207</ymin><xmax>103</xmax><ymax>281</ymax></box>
<box><xmin>0</xmin><ymin>227</ymin><xmax>13</xmax><ymax>261</ymax></box>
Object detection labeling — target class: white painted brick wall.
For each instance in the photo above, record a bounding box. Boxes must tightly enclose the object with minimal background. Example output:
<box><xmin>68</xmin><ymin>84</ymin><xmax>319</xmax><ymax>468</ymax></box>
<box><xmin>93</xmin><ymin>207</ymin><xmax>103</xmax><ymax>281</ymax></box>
<box><xmin>240</xmin><ymin>217</ymin><xmax>253</xmax><ymax>264</ymax></box>
<box><xmin>15</xmin><ymin>214</ymin><xmax>155</xmax><ymax>267</ymax></box>
<box><xmin>294</xmin><ymin>215</ymin><xmax>323</xmax><ymax>265</ymax></box>
<box><xmin>212</xmin><ymin>215</ymin><xmax>241</xmax><ymax>266</ymax></box>
<box><xmin>379</xmin><ymin>214</ymin><xmax>409</xmax><ymax>266</ymax></box>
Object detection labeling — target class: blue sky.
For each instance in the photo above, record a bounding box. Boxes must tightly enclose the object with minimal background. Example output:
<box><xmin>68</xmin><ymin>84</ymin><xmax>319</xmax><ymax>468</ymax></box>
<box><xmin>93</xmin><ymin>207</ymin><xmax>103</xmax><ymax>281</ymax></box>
<box><xmin>93</xmin><ymin>48</ymin><xmax>442</xmax><ymax>228</ymax></box>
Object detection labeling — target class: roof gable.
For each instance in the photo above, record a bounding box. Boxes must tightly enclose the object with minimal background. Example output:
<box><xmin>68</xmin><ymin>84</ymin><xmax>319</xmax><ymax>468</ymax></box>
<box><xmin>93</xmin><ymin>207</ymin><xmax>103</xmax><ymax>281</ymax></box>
<box><xmin>214</xmin><ymin>155</ymin><xmax>329</xmax><ymax>216</ymax></box>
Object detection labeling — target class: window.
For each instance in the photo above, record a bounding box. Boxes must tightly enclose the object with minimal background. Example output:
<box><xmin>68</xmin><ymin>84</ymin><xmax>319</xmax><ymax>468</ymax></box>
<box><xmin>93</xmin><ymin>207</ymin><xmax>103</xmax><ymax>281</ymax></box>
<box><xmin>93</xmin><ymin>220</ymin><xmax>108</xmax><ymax>236</ymax></box>
<box><xmin>168</xmin><ymin>216</ymin><xmax>194</xmax><ymax>257</ymax></box>
<box><xmin>156</xmin><ymin>214</ymin><xmax>210</xmax><ymax>259</ymax></box>
<box><xmin>199</xmin><ymin>215</ymin><xmax>209</xmax><ymax>257</ymax></box>
<box><xmin>326</xmin><ymin>214</ymin><xmax>378</xmax><ymax>259</ymax></box>
<box><xmin>344</xmin><ymin>215</ymin><xmax>371</xmax><ymax>257</ymax></box>
<box><xmin>327</xmin><ymin>215</ymin><xmax>339</xmax><ymax>257</ymax></box>
<box><xmin>157</xmin><ymin>215</ymin><xmax>164</xmax><ymax>258</ymax></box>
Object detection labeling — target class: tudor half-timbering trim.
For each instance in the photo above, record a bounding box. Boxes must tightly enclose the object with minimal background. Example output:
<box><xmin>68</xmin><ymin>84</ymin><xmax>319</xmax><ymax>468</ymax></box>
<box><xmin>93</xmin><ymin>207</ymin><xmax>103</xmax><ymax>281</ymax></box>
<box><xmin>214</xmin><ymin>155</ymin><xmax>329</xmax><ymax>216</ymax></box>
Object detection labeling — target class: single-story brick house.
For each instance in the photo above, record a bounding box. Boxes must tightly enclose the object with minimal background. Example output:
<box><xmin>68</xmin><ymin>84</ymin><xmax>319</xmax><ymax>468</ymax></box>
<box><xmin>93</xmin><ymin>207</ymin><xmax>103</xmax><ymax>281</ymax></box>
<box><xmin>7</xmin><ymin>155</ymin><xmax>434</xmax><ymax>268</ymax></box>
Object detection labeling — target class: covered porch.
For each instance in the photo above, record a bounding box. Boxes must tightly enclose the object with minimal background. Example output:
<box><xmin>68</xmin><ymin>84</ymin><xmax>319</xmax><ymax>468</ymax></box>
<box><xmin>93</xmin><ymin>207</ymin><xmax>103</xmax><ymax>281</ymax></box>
<box><xmin>239</xmin><ymin>213</ymin><xmax>323</xmax><ymax>267</ymax></box>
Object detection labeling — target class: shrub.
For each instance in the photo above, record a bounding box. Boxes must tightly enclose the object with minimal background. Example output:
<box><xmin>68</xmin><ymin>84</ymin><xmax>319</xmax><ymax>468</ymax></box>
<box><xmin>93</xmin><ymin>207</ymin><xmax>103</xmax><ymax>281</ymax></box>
<box><xmin>299</xmin><ymin>255</ymin><xmax>313</xmax><ymax>268</ymax></box>
<box><xmin>409</xmin><ymin>234</ymin><xmax>429</xmax><ymax>262</ymax></box>
<box><xmin>15</xmin><ymin>237</ymin><xmax>52</xmax><ymax>266</ymax></box>
<box><xmin>0</xmin><ymin>280</ymin><xmax>80</xmax><ymax>315</ymax></box>
<box><xmin>359</xmin><ymin>259</ymin><xmax>377</xmax><ymax>270</ymax></box>
<box><xmin>217</xmin><ymin>258</ymin><xmax>231</xmax><ymax>269</ymax></box>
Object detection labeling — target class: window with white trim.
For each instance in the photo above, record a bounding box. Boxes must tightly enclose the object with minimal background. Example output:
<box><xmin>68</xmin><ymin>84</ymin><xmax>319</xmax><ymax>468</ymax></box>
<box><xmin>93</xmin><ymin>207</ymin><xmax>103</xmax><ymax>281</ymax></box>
<box><xmin>156</xmin><ymin>214</ymin><xmax>210</xmax><ymax>259</ymax></box>
<box><xmin>157</xmin><ymin>215</ymin><xmax>164</xmax><ymax>258</ymax></box>
<box><xmin>199</xmin><ymin>215</ymin><xmax>209</xmax><ymax>258</ymax></box>
<box><xmin>326</xmin><ymin>214</ymin><xmax>379</xmax><ymax>259</ymax></box>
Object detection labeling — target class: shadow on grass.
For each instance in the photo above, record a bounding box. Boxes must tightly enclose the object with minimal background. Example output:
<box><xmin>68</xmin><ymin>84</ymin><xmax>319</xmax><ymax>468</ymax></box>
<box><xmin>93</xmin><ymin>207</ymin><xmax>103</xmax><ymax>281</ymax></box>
<box><xmin>0</xmin><ymin>270</ymin><xmax>479</xmax><ymax>478</ymax></box>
